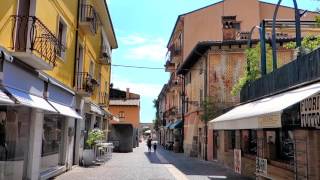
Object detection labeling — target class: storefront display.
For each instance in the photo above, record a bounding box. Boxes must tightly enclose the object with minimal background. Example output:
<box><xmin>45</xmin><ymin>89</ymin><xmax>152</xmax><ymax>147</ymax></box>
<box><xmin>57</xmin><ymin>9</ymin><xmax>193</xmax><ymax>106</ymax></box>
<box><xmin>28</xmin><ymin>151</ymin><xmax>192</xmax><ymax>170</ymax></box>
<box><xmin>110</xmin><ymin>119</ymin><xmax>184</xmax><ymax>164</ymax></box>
<box><xmin>0</xmin><ymin>107</ymin><xmax>30</xmax><ymax>180</ymax></box>
<box><xmin>41</xmin><ymin>115</ymin><xmax>64</xmax><ymax>172</ymax></box>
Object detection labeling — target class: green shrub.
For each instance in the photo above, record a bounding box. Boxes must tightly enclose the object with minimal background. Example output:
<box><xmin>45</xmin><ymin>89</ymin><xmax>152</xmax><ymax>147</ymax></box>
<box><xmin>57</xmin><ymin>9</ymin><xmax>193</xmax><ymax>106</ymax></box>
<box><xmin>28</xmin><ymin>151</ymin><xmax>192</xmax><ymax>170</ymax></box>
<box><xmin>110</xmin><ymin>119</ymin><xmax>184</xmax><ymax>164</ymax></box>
<box><xmin>86</xmin><ymin>129</ymin><xmax>105</xmax><ymax>148</ymax></box>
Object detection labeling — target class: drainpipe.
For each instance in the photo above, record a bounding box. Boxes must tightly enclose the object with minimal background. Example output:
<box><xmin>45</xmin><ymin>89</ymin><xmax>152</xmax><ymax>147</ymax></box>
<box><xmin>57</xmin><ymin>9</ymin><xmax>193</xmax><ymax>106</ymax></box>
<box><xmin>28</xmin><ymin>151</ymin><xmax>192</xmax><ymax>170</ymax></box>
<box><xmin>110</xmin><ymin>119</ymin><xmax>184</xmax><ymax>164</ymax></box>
<box><xmin>204</xmin><ymin>53</ymin><xmax>208</xmax><ymax>161</ymax></box>
<box><xmin>72</xmin><ymin>0</ymin><xmax>81</xmax><ymax>87</ymax></box>
<box><xmin>177</xmin><ymin>74</ymin><xmax>185</xmax><ymax>153</ymax></box>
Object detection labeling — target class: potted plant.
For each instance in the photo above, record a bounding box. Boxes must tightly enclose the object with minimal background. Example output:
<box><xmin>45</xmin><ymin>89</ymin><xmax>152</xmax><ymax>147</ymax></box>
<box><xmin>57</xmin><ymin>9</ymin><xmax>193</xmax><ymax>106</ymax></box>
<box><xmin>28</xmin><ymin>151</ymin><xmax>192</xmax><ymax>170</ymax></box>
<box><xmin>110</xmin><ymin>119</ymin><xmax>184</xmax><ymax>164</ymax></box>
<box><xmin>82</xmin><ymin>128</ymin><xmax>105</xmax><ymax>166</ymax></box>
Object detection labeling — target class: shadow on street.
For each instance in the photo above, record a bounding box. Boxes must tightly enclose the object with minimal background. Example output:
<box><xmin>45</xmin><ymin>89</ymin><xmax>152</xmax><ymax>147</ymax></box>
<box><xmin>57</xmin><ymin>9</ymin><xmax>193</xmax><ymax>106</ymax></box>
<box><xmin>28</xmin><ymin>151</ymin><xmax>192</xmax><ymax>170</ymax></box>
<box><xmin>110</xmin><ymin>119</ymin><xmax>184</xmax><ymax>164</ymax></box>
<box><xmin>143</xmin><ymin>144</ymin><xmax>252</xmax><ymax>180</ymax></box>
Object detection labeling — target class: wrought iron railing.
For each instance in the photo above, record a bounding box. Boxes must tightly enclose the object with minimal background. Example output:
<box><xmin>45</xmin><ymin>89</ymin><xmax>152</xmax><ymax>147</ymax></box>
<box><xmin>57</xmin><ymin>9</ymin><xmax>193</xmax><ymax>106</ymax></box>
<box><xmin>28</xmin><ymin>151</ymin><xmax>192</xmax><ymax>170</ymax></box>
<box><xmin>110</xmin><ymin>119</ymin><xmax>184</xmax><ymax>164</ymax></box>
<box><xmin>99</xmin><ymin>92</ymin><xmax>109</xmax><ymax>106</ymax></box>
<box><xmin>11</xmin><ymin>15</ymin><xmax>65</xmax><ymax>67</ymax></box>
<box><xmin>80</xmin><ymin>4</ymin><xmax>99</xmax><ymax>34</ymax></box>
<box><xmin>240</xmin><ymin>48</ymin><xmax>320</xmax><ymax>102</ymax></box>
<box><xmin>75</xmin><ymin>72</ymin><xmax>98</xmax><ymax>94</ymax></box>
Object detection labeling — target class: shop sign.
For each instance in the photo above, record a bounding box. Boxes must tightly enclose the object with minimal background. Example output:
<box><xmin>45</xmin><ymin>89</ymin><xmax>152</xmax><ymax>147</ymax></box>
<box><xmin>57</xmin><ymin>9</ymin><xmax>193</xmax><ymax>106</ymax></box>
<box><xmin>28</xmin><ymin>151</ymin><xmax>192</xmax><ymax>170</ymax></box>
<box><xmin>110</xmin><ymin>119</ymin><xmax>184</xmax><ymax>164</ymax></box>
<box><xmin>300</xmin><ymin>94</ymin><xmax>320</xmax><ymax>128</ymax></box>
<box><xmin>258</xmin><ymin>114</ymin><xmax>281</xmax><ymax>128</ymax></box>
<box><xmin>256</xmin><ymin>157</ymin><xmax>267</xmax><ymax>175</ymax></box>
<box><xmin>234</xmin><ymin>149</ymin><xmax>241</xmax><ymax>174</ymax></box>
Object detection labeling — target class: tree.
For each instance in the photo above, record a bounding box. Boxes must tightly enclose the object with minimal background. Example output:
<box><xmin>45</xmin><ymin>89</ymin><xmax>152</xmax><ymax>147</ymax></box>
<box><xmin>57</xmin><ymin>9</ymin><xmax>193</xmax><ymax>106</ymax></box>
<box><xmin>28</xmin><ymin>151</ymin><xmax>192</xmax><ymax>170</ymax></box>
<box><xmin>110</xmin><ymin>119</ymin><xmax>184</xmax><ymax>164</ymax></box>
<box><xmin>200</xmin><ymin>97</ymin><xmax>233</xmax><ymax>160</ymax></box>
<box><xmin>153</xmin><ymin>99</ymin><xmax>160</xmax><ymax>131</ymax></box>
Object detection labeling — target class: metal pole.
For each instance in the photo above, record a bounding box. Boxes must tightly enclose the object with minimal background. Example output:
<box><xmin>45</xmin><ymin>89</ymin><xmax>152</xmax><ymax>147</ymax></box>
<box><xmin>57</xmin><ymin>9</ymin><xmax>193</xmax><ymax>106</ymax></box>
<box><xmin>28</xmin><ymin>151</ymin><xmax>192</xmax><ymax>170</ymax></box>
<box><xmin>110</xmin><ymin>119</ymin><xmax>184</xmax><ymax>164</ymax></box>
<box><xmin>247</xmin><ymin>25</ymin><xmax>263</xmax><ymax>76</ymax></box>
<box><xmin>260</xmin><ymin>21</ymin><xmax>267</xmax><ymax>76</ymax></box>
<box><xmin>180</xmin><ymin>75</ymin><xmax>185</xmax><ymax>153</ymax></box>
<box><xmin>272</xmin><ymin>0</ymin><xmax>301</xmax><ymax>71</ymax></box>
<box><xmin>204</xmin><ymin>54</ymin><xmax>208</xmax><ymax>161</ymax></box>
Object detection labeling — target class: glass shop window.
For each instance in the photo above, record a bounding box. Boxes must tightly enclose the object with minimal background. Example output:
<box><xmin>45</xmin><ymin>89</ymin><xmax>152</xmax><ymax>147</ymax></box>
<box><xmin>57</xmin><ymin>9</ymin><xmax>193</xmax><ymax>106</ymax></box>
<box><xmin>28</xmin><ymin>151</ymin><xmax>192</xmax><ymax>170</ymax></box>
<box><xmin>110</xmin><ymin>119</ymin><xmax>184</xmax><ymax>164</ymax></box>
<box><xmin>241</xmin><ymin>130</ymin><xmax>257</xmax><ymax>155</ymax></box>
<box><xmin>0</xmin><ymin>107</ymin><xmax>30</xmax><ymax>180</ymax></box>
<box><xmin>41</xmin><ymin>115</ymin><xmax>65</xmax><ymax>172</ymax></box>
<box><xmin>226</xmin><ymin>130</ymin><xmax>235</xmax><ymax>150</ymax></box>
<box><xmin>42</xmin><ymin>116</ymin><xmax>63</xmax><ymax>156</ymax></box>
<box><xmin>266</xmin><ymin>129</ymin><xmax>294</xmax><ymax>163</ymax></box>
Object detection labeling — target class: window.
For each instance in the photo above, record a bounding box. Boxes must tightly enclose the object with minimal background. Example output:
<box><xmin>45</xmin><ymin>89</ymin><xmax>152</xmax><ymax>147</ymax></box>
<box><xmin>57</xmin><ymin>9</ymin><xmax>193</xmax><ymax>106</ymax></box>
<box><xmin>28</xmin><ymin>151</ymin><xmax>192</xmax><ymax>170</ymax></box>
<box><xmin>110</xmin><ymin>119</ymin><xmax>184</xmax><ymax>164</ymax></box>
<box><xmin>42</xmin><ymin>115</ymin><xmax>63</xmax><ymax>156</ymax></box>
<box><xmin>241</xmin><ymin>130</ymin><xmax>257</xmax><ymax>155</ymax></box>
<box><xmin>226</xmin><ymin>130</ymin><xmax>236</xmax><ymax>150</ymax></box>
<box><xmin>0</xmin><ymin>107</ymin><xmax>30</xmax><ymax>180</ymax></box>
<box><xmin>185</xmin><ymin>97</ymin><xmax>189</xmax><ymax>113</ymax></box>
<box><xmin>119</xmin><ymin>111</ymin><xmax>125</xmax><ymax>119</ymax></box>
<box><xmin>267</xmin><ymin>129</ymin><xmax>294</xmax><ymax>162</ymax></box>
<box><xmin>185</xmin><ymin>72</ymin><xmax>192</xmax><ymax>84</ymax></box>
<box><xmin>41</xmin><ymin>115</ymin><xmax>65</xmax><ymax>172</ymax></box>
<box><xmin>89</xmin><ymin>60</ymin><xmax>95</xmax><ymax>78</ymax></box>
<box><xmin>199</xmin><ymin>89</ymin><xmax>203</xmax><ymax>107</ymax></box>
<box><xmin>57</xmin><ymin>18</ymin><xmax>67</xmax><ymax>58</ymax></box>
<box><xmin>199</xmin><ymin>62</ymin><xmax>203</xmax><ymax>75</ymax></box>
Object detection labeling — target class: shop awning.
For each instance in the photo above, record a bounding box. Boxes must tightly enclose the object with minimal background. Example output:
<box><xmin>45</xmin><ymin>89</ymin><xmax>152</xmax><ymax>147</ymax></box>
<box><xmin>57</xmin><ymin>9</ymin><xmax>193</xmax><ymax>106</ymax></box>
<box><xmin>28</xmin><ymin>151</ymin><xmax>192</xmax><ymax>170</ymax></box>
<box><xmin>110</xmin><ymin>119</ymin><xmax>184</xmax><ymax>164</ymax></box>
<box><xmin>90</xmin><ymin>103</ymin><xmax>104</xmax><ymax>115</ymax></box>
<box><xmin>169</xmin><ymin>120</ymin><xmax>183</xmax><ymax>129</ymax></box>
<box><xmin>6</xmin><ymin>87</ymin><xmax>56</xmax><ymax>112</ymax></box>
<box><xmin>0</xmin><ymin>89</ymin><xmax>14</xmax><ymax>105</ymax></box>
<box><xmin>48</xmin><ymin>101</ymin><xmax>82</xmax><ymax>119</ymax></box>
<box><xmin>165</xmin><ymin>122</ymin><xmax>172</xmax><ymax>129</ymax></box>
<box><xmin>210</xmin><ymin>82</ymin><xmax>320</xmax><ymax>130</ymax></box>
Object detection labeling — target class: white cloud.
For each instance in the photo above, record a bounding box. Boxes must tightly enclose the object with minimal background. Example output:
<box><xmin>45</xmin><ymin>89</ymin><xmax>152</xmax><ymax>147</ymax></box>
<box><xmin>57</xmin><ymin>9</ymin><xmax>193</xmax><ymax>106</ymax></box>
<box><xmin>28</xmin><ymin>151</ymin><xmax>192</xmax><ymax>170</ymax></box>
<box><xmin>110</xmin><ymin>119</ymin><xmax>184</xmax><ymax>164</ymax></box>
<box><xmin>120</xmin><ymin>34</ymin><xmax>146</xmax><ymax>45</ymax></box>
<box><xmin>124</xmin><ymin>37</ymin><xmax>167</xmax><ymax>61</ymax></box>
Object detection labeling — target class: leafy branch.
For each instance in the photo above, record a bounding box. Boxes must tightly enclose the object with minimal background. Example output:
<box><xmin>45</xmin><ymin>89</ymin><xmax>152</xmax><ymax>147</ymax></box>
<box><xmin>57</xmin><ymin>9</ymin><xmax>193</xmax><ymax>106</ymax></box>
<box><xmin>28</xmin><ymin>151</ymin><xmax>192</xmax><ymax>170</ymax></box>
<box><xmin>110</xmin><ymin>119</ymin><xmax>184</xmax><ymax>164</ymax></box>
<box><xmin>231</xmin><ymin>43</ymin><xmax>273</xmax><ymax>96</ymax></box>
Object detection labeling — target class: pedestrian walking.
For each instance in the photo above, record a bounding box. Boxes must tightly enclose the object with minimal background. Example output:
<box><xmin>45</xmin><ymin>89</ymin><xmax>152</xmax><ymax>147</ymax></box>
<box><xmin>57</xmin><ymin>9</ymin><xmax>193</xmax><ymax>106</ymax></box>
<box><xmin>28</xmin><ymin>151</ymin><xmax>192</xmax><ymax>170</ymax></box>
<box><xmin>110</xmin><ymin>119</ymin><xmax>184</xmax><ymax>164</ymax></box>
<box><xmin>147</xmin><ymin>136</ymin><xmax>152</xmax><ymax>152</ymax></box>
<box><xmin>153</xmin><ymin>141</ymin><xmax>157</xmax><ymax>153</ymax></box>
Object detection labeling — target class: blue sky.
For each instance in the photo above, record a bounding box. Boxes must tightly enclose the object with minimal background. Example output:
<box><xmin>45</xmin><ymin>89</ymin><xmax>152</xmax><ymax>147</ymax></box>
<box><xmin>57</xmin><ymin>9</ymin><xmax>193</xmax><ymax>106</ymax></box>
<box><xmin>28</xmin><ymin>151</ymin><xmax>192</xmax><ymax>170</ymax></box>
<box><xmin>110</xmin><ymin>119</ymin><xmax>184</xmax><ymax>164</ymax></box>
<box><xmin>107</xmin><ymin>0</ymin><xmax>320</xmax><ymax>123</ymax></box>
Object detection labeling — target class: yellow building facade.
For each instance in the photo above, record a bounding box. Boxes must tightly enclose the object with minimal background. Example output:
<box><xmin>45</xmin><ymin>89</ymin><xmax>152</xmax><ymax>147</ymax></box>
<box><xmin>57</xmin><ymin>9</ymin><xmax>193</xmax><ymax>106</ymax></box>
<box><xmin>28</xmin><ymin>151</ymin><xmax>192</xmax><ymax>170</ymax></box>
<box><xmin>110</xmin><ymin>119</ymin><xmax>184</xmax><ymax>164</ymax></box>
<box><xmin>0</xmin><ymin>0</ymin><xmax>117</xmax><ymax>179</ymax></box>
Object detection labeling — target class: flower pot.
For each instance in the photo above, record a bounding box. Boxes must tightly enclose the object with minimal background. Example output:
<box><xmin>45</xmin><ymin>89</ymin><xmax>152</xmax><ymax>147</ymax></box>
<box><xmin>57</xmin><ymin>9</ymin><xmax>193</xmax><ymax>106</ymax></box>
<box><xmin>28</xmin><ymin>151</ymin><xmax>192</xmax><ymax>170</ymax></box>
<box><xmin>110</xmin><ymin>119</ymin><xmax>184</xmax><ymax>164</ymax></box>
<box><xmin>82</xmin><ymin>149</ymin><xmax>95</xmax><ymax>166</ymax></box>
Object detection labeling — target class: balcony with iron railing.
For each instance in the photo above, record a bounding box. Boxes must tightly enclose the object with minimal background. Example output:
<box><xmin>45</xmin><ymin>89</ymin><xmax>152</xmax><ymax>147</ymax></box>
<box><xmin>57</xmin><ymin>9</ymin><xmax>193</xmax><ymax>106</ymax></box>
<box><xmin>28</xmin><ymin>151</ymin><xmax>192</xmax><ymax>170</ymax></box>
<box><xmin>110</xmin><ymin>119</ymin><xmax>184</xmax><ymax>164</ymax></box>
<box><xmin>74</xmin><ymin>72</ymin><xmax>99</xmax><ymax>96</ymax></box>
<box><xmin>99</xmin><ymin>45</ymin><xmax>111</xmax><ymax>64</ymax></box>
<box><xmin>11</xmin><ymin>15</ymin><xmax>65</xmax><ymax>70</ymax></box>
<box><xmin>99</xmin><ymin>91</ymin><xmax>109</xmax><ymax>107</ymax></box>
<box><xmin>80</xmin><ymin>4</ymin><xmax>99</xmax><ymax>35</ymax></box>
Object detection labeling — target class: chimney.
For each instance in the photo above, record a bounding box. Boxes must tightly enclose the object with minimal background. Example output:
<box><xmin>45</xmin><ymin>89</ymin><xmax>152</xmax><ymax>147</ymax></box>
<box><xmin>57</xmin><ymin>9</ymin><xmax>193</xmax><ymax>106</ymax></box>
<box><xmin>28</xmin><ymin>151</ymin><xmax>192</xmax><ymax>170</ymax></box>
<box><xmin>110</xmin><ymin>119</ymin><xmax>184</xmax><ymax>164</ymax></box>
<box><xmin>126</xmin><ymin>88</ymin><xmax>130</xmax><ymax>99</ymax></box>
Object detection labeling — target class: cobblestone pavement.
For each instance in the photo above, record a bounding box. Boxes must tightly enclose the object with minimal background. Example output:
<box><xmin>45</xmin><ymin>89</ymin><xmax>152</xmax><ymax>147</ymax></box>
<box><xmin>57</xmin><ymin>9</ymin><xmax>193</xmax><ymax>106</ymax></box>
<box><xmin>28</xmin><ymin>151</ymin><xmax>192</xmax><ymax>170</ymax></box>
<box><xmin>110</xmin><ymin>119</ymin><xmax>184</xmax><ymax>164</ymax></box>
<box><xmin>55</xmin><ymin>142</ymin><xmax>251</xmax><ymax>180</ymax></box>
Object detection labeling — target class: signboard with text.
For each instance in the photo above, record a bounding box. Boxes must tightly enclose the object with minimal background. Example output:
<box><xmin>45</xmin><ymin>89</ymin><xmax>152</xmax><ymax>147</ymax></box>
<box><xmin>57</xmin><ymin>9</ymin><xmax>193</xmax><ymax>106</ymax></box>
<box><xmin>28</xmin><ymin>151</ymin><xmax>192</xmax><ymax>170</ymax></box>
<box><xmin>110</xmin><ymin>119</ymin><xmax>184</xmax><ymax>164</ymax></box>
<box><xmin>234</xmin><ymin>149</ymin><xmax>241</xmax><ymax>174</ymax></box>
<box><xmin>300</xmin><ymin>94</ymin><xmax>320</xmax><ymax>129</ymax></box>
<box><xmin>256</xmin><ymin>157</ymin><xmax>267</xmax><ymax>176</ymax></box>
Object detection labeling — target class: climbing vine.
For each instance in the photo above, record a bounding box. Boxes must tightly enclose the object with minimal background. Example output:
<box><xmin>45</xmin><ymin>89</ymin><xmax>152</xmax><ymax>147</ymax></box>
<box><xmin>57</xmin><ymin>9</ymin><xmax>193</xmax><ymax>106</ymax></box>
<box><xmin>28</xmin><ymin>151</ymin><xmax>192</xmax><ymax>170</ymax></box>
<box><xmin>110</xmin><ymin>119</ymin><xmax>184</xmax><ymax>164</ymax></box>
<box><xmin>231</xmin><ymin>43</ymin><xmax>273</xmax><ymax>96</ymax></box>
<box><xmin>284</xmin><ymin>35</ymin><xmax>320</xmax><ymax>54</ymax></box>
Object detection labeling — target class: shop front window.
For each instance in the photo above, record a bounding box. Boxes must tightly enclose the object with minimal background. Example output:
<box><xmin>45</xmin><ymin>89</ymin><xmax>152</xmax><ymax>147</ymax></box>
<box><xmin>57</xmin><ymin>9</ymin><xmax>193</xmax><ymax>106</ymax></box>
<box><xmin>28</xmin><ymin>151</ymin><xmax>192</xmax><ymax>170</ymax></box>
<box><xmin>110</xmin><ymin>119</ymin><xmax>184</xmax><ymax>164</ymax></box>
<box><xmin>267</xmin><ymin>129</ymin><xmax>294</xmax><ymax>163</ymax></box>
<box><xmin>0</xmin><ymin>107</ymin><xmax>30</xmax><ymax>180</ymax></box>
<box><xmin>226</xmin><ymin>130</ymin><xmax>235</xmax><ymax>150</ymax></box>
<box><xmin>41</xmin><ymin>115</ymin><xmax>64</xmax><ymax>172</ymax></box>
<box><xmin>241</xmin><ymin>130</ymin><xmax>257</xmax><ymax>155</ymax></box>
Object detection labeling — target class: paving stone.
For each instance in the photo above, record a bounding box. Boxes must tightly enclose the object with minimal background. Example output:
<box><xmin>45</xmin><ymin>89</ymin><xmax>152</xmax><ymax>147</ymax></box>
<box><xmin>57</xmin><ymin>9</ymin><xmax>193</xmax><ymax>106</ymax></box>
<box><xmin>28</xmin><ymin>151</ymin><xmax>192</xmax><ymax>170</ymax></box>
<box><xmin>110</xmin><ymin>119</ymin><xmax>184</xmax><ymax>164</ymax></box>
<box><xmin>55</xmin><ymin>142</ymin><xmax>251</xmax><ymax>180</ymax></box>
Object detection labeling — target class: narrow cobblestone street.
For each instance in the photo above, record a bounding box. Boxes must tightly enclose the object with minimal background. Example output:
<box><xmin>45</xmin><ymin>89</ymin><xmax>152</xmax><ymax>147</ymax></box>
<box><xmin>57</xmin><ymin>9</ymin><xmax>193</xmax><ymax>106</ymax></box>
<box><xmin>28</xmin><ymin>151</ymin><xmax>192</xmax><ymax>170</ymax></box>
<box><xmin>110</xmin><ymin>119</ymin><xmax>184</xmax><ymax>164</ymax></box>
<box><xmin>55</xmin><ymin>142</ymin><xmax>250</xmax><ymax>180</ymax></box>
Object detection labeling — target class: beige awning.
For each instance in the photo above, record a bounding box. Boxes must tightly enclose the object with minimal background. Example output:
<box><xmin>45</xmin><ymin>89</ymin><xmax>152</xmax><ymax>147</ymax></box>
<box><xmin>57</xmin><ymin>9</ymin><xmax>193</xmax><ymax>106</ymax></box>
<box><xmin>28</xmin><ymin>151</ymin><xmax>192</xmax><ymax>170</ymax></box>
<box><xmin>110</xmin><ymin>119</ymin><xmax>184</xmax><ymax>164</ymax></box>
<box><xmin>210</xmin><ymin>82</ymin><xmax>320</xmax><ymax>130</ymax></box>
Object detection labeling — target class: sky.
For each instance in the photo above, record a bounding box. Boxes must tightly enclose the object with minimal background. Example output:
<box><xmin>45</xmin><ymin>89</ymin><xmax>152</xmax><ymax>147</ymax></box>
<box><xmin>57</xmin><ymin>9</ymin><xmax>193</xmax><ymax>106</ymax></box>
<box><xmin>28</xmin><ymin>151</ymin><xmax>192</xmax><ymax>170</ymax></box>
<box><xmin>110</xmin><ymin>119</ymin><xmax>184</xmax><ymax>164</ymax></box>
<box><xmin>106</xmin><ymin>0</ymin><xmax>320</xmax><ymax>123</ymax></box>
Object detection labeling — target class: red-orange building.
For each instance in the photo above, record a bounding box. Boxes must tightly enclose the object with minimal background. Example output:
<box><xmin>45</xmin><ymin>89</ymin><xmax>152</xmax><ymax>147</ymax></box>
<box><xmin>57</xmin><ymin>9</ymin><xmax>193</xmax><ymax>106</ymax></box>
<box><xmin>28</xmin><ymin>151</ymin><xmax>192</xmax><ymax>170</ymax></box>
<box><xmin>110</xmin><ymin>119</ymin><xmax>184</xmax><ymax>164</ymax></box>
<box><xmin>108</xmin><ymin>88</ymin><xmax>140</xmax><ymax>152</ymax></box>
